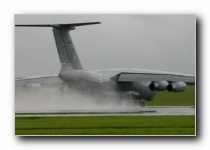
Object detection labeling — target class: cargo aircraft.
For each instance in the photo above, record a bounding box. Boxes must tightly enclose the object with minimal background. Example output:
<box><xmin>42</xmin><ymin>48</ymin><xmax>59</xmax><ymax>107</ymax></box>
<box><xmin>15</xmin><ymin>22</ymin><xmax>195</xmax><ymax>106</ymax></box>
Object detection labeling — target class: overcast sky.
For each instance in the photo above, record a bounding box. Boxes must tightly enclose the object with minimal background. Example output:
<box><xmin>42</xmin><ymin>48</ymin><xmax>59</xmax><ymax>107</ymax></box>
<box><xmin>15</xmin><ymin>14</ymin><xmax>195</xmax><ymax>77</ymax></box>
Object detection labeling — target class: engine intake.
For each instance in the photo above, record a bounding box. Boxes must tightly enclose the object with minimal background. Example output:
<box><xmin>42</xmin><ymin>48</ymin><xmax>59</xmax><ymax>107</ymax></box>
<box><xmin>149</xmin><ymin>81</ymin><xmax>168</xmax><ymax>91</ymax></box>
<box><xmin>167</xmin><ymin>81</ymin><xmax>186</xmax><ymax>92</ymax></box>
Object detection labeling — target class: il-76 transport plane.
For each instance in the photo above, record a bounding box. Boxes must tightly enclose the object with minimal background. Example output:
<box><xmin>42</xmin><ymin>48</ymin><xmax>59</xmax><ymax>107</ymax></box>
<box><xmin>15</xmin><ymin>22</ymin><xmax>195</xmax><ymax>106</ymax></box>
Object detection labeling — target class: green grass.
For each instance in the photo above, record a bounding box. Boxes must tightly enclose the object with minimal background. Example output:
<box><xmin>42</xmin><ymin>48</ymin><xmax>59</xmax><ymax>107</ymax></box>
<box><xmin>15</xmin><ymin>116</ymin><xmax>195</xmax><ymax>135</ymax></box>
<box><xmin>146</xmin><ymin>85</ymin><xmax>195</xmax><ymax>106</ymax></box>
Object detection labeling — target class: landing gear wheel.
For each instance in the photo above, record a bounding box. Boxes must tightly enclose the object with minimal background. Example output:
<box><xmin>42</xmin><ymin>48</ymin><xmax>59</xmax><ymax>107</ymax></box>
<box><xmin>139</xmin><ymin>100</ymin><xmax>146</xmax><ymax>107</ymax></box>
<box><xmin>140</xmin><ymin>102</ymin><xmax>146</xmax><ymax>107</ymax></box>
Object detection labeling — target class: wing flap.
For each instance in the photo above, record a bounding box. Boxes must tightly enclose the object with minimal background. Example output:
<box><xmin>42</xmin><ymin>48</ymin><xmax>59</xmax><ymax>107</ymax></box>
<box><xmin>164</xmin><ymin>74</ymin><xmax>195</xmax><ymax>83</ymax></box>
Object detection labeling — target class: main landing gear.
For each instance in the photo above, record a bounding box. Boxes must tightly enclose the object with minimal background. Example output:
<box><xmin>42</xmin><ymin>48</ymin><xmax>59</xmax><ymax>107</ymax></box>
<box><xmin>139</xmin><ymin>100</ymin><xmax>146</xmax><ymax>107</ymax></box>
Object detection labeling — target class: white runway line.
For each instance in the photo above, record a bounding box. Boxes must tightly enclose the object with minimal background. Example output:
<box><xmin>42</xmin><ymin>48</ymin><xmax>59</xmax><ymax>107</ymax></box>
<box><xmin>15</xmin><ymin>106</ymin><xmax>195</xmax><ymax>117</ymax></box>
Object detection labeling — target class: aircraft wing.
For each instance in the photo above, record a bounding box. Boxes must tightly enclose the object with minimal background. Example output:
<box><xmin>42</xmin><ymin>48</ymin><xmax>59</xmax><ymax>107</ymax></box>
<box><xmin>94</xmin><ymin>68</ymin><xmax>195</xmax><ymax>83</ymax></box>
<box><xmin>111</xmin><ymin>72</ymin><xmax>195</xmax><ymax>83</ymax></box>
<box><xmin>15</xmin><ymin>75</ymin><xmax>63</xmax><ymax>86</ymax></box>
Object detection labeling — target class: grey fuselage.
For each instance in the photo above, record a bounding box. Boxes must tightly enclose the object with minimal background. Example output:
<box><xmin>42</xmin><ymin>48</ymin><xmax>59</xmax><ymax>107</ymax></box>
<box><xmin>59</xmin><ymin>64</ymin><xmax>157</xmax><ymax>100</ymax></box>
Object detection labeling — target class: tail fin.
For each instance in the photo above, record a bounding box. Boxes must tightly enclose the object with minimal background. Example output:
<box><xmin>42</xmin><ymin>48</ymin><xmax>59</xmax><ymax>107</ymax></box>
<box><xmin>16</xmin><ymin>22</ymin><xmax>101</xmax><ymax>70</ymax></box>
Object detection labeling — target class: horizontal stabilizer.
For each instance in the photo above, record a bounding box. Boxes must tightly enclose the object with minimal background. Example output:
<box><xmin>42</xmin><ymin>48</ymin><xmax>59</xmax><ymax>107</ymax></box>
<box><xmin>15</xmin><ymin>22</ymin><xmax>101</xmax><ymax>29</ymax></box>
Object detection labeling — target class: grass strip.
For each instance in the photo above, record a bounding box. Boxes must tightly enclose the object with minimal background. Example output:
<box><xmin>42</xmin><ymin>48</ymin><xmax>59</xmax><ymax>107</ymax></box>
<box><xmin>15</xmin><ymin>115</ymin><xmax>195</xmax><ymax>135</ymax></box>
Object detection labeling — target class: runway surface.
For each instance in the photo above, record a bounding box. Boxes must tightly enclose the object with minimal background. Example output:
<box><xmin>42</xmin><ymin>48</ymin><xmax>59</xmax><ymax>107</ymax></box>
<box><xmin>15</xmin><ymin>106</ymin><xmax>195</xmax><ymax>117</ymax></box>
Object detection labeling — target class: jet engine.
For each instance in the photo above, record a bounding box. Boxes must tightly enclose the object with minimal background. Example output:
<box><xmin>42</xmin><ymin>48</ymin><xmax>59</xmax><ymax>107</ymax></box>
<box><xmin>149</xmin><ymin>81</ymin><xmax>168</xmax><ymax>91</ymax></box>
<box><xmin>167</xmin><ymin>81</ymin><xmax>186</xmax><ymax>92</ymax></box>
<box><xmin>132</xmin><ymin>81</ymin><xmax>157</xmax><ymax>101</ymax></box>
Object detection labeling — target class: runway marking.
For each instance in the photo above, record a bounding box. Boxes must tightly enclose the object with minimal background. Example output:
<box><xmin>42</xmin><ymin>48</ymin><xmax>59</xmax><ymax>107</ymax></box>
<box><xmin>15</xmin><ymin>106</ymin><xmax>195</xmax><ymax>117</ymax></box>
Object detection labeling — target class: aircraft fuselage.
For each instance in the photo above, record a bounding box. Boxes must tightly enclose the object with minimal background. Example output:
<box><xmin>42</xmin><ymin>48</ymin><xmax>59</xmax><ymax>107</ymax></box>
<box><xmin>59</xmin><ymin>65</ymin><xmax>156</xmax><ymax>100</ymax></box>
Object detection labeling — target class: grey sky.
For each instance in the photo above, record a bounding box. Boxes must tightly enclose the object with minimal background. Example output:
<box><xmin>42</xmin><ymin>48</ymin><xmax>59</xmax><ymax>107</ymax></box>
<box><xmin>15</xmin><ymin>14</ymin><xmax>195</xmax><ymax>77</ymax></box>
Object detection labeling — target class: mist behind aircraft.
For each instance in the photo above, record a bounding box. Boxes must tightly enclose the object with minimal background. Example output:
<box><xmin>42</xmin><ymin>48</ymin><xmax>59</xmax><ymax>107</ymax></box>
<box><xmin>15</xmin><ymin>87</ymin><xmax>139</xmax><ymax>112</ymax></box>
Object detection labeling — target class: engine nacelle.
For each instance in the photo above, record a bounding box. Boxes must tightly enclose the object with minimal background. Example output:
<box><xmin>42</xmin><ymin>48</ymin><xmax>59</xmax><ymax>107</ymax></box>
<box><xmin>149</xmin><ymin>81</ymin><xmax>168</xmax><ymax>91</ymax></box>
<box><xmin>167</xmin><ymin>81</ymin><xmax>186</xmax><ymax>92</ymax></box>
<box><xmin>132</xmin><ymin>81</ymin><xmax>157</xmax><ymax>101</ymax></box>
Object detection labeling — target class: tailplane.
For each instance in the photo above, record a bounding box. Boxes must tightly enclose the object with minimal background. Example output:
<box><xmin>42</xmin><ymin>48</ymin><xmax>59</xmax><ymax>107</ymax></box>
<box><xmin>16</xmin><ymin>22</ymin><xmax>101</xmax><ymax>70</ymax></box>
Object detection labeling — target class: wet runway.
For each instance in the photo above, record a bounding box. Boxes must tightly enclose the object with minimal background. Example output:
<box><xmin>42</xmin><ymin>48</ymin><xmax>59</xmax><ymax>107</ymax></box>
<box><xmin>15</xmin><ymin>106</ymin><xmax>195</xmax><ymax>117</ymax></box>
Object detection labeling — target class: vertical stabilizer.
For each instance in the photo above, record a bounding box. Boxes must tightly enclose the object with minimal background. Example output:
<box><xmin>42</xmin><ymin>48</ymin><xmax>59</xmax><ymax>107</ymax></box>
<box><xmin>53</xmin><ymin>28</ymin><xmax>83</xmax><ymax>69</ymax></box>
